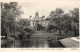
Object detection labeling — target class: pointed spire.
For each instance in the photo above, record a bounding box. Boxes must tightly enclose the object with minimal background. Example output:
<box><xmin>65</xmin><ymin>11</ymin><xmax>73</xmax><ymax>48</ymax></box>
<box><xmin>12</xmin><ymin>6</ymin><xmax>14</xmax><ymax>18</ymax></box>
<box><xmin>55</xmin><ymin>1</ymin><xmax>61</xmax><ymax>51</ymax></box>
<box><xmin>35</xmin><ymin>11</ymin><xmax>39</xmax><ymax>19</ymax></box>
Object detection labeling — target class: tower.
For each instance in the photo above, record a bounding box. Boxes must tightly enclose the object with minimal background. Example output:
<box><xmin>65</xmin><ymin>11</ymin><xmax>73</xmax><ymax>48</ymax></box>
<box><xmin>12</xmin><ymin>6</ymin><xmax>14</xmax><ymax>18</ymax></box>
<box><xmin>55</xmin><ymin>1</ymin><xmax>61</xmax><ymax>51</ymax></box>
<box><xmin>35</xmin><ymin>11</ymin><xmax>39</xmax><ymax>19</ymax></box>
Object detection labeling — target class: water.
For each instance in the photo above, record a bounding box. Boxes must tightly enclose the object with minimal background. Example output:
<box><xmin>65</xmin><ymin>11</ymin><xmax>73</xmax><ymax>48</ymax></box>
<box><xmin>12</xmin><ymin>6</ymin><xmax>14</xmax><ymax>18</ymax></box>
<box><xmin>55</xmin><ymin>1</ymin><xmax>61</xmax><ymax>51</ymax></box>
<box><xmin>30</xmin><ymin>37</ymin><xmax>64</xmax><ymax>48</ymax></box>
<box><xmin>1</xmin><ymin>37</ymin><xmax>64</xmax><ymax>48</ymax></box>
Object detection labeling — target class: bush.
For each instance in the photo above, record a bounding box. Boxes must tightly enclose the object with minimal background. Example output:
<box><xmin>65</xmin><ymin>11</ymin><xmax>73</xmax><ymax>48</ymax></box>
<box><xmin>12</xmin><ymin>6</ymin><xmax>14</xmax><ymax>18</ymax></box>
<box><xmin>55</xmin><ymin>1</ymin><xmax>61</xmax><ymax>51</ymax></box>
<box><xmin>24</xmin><ymin>27</ymin><xmax>34</xmax><ymax>33</ymax></box>
<box><xmin>46</xmin><ymin>24</ymin><xmax>57</xmax><ymax>32</ymax></box>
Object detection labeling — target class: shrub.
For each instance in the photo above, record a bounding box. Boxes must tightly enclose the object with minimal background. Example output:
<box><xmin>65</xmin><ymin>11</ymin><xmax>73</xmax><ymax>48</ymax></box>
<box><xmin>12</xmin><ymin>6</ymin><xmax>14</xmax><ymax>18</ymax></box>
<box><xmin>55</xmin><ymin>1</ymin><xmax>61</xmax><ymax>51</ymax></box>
<box><xmin>24</xmin><ymin>27</ymin><xmax>34</xmax><ymax>33</ymax></box>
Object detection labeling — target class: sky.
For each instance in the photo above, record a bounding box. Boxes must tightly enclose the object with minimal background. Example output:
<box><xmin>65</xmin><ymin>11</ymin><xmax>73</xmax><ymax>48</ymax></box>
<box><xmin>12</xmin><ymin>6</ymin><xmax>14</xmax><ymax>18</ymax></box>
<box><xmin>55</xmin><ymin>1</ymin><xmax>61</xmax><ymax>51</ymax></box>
<box><xmin>18</xmin><ymin>0</ymin><xmax>79</xmax><ymax>19</ymax></box>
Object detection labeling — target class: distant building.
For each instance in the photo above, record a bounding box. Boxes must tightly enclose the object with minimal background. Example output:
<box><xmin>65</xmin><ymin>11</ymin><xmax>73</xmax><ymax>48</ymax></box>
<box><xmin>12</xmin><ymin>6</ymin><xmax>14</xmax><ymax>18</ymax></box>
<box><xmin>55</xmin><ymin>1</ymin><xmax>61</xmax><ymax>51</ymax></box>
<box><xmin>29</xmin><ymin>12</ymin><xmax>49</xmax><ymax>31</ymax></box>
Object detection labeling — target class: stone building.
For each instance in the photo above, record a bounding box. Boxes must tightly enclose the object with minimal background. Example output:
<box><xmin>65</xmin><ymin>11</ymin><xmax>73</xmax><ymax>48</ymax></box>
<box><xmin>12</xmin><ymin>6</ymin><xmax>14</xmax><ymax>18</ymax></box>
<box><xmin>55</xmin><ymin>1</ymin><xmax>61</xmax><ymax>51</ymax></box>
<box><xmin>29</xmin><ymin>12</ymin><xmax>49</xmax><ymax>31</ymax></box>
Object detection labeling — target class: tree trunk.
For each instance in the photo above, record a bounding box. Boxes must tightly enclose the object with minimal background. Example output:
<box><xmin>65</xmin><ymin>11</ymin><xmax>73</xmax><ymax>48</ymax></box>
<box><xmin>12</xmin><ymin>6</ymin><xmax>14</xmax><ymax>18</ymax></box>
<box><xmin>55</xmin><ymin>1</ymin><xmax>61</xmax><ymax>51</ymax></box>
<box><xmin>74</xmin><ymin>28</ymin><xmax>77</xmax><ymax>36</ymax></box>
<box><xmin>7</xmin><ymin>27</ymin><xmax>9</xmax><ymax>36</ymax></box>
<box><xmin>13</xmin><ymin>22</ymin><xmax>16</xmax><ymax>37</ymax></box>
<box><xmin>73</xmin><ymin>26</ymin><xmax>78</xmax><ymax>36</ymax></box>
<box><xmin>59</xmin><ymin>29</ymin><xmax>61</xmax><ymax>34</ymax></box>
<box><xmin>13</xmin><ymin>22</ymin><xmax>15</xmax><ymax>47</ymax></box>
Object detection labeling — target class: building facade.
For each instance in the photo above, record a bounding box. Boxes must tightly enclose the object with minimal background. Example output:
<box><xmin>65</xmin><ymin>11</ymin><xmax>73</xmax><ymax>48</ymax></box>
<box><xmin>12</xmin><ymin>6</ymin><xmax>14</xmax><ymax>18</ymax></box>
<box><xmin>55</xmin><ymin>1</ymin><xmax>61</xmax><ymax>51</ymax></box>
<box><xmin>29</xmin><ymin>12</ymin><xmax>49</xmax><ymax>31</ymax></box>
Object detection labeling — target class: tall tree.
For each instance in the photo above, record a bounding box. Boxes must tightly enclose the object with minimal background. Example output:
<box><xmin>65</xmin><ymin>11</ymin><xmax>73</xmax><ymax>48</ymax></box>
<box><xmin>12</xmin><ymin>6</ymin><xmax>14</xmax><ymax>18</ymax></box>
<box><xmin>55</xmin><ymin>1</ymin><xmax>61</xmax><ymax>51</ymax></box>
<box><xmin>1</xmin><ymin>2</ymin><xmax>23</xmax><ymax>37</ymax></box>
<box><xmin>70</xmin><ymin>8</ymin><xmax>79</xmax><ymax>36</ymax></box>
<box><xmin>49</xmin><ymin>8</ymin><xmax>64</xmax><ymax>34</ymax></box>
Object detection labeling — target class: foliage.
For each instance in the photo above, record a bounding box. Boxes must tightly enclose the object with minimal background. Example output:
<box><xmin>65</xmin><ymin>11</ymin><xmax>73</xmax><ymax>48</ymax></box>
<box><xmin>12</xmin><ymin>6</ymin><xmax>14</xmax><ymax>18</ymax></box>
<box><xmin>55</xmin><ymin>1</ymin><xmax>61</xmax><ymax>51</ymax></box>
<box><xmin>36</xmin><ymin>24</ymin><xmax>45</xmax><ymax>30</ymax></box>
<box><xmin>70</xmin><ymin>8</ymin><xmax>79</xmax><ymax>23</ymax></box>
<box><xmin>17</xmin><ymin>19</ymin><xmax>30</xmax><ymax>27</ymax></box>
<box><xmin>24</xmin><ymin>27</ymin><xmax>34</xmax><ymax>33</ymax></box>
<box><xmin>1</xmin><ymin>2</ymin><xmax>23</xmax><ymax>37</ymax></box>
<box><xmin>70</xmin><ymin>8</ymin><xmax>79</xmax><ymax>36</ymax></box>
<box><xmin>45</xmin><ymin>17</ymin><xmax>51</xmax><ymax>21</ymax></box>
<box><xmin>48</xmin><ymin>8</ymin><xmax>64</xmax><ymax>34</ymax></box>
<box><xmin>47</xmin><ymin>8</ymin><xmax>79</xmax><ymax>36</ymax></box>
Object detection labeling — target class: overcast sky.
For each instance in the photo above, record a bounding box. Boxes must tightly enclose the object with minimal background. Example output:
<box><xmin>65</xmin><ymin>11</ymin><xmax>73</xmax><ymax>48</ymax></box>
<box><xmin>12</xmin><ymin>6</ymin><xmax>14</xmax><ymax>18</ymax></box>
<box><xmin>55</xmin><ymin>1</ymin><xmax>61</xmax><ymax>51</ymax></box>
<box><xmin>18</xmin><ymin>0</ymin><xmax>79</xmax><ymax>19</ymax></box>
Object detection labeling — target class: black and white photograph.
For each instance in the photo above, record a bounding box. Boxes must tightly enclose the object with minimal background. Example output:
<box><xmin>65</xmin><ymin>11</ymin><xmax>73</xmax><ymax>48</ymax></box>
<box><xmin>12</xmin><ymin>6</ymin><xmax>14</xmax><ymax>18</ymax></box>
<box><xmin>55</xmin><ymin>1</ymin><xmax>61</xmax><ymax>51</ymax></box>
<box><xmin>0</xmin><ymin>0</ymin><xmax>79</xmax><ymax>48</ymax></box>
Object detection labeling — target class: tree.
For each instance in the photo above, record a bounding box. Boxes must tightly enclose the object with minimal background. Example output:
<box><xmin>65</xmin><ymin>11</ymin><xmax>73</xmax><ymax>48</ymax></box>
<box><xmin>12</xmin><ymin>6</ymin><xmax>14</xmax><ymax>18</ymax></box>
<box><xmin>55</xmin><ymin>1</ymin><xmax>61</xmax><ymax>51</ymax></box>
<box><xmin>1</xmin><ymin>2</ymin><xmax>23</xmax><ymax>37</ymax></box>
<box><xmin>70</xmin><ymin>8</ymin><xmax>79</xmax><ymax>36</ymax></box>
<box><xmin>42</xmin><ymin>15</ymin><xmax>45</xmax><ymax>20</ymax></box>
<box><xmin>36</xmin><ymin>24</ymin><xmax>43</xmax><ymax>31</ymax></box>
<box><xmin>70</xmin><ymin>8</ymin><xmax>79</xmax><ymax>23</ymax></box>
<box><xmin>62</xmin><ymin>14</ymin><xmax>72</xmax><ymax>30</ymax></box>
<box><xmin>17</xmin><ymin>19</ymin><xmax>30</xmax><ymax>27</ymax></box>
<box><xmin>49</xmin><ymin>8</ymin><xmax>64</xmax><ymax>34</ymax></box>
<box><xmin>29</xmin><ymin>15</ymin><xmax>32</xmax><ymax>20</ymax></box>
<box><xmin>45</xmin><ymin>17</ymin><xmax>51</xmax><ymax>21</ymax></box>
<box><xmin>47</xmin><ymin>23</ymin><xmax>58</xmax><ymax>33</ymax></box>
